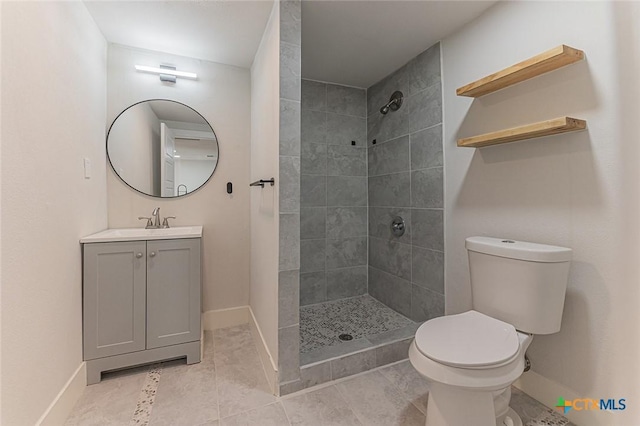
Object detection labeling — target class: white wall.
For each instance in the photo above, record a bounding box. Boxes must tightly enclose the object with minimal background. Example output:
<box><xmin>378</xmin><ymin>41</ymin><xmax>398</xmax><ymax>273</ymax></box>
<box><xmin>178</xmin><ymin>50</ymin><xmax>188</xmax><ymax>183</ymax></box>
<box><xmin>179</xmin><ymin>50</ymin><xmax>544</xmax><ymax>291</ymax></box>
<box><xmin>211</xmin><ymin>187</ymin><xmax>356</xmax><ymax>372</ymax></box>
<box><xmin>106</xmin><ymin>44</ymin><xmax>251</xmax><ymax>311</ymax></box>
<box><xmin>0</xmin><ymin>2</ymin><xmax>108</xmax><ymax>424</ymax></box>
<box><xmin>250</xmin><ymin>2</ymin><xmax>280</xmax><ymax>364</ymax></box>
<box><xmin>442</xmin><ymin>2</ymin><xmax>640</xmax><ymax>424</ymax></box>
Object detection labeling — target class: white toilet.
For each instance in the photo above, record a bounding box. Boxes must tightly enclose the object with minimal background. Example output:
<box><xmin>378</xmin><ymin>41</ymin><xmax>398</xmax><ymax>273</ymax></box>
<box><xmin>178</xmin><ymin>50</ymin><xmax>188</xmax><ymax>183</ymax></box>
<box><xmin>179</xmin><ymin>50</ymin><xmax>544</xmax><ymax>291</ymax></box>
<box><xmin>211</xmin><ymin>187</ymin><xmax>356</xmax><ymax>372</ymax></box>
<box><xmin>409</xmin><ymin>236</ymin><xmax>572</xmax><ymax>426</ymax></box>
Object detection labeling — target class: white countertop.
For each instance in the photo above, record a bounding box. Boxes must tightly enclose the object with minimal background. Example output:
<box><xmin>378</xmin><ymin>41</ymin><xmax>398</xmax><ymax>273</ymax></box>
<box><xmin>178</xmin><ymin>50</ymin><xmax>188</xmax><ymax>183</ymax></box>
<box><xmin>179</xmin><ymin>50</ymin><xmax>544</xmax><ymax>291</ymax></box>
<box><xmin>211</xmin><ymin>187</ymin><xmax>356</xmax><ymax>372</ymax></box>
<box><xmin>80</xmin><ymin>226</ymin><xmax>203</xmax><ymax>243</ymax></box>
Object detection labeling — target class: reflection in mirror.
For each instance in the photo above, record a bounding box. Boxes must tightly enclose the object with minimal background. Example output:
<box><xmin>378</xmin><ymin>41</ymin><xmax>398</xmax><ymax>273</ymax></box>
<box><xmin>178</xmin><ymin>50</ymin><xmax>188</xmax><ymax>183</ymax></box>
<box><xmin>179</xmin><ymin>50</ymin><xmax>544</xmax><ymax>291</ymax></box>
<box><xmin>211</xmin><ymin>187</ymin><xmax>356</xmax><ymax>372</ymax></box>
<box><xmin>107</xmin><ymin>99</ymin><xmax>218</xmax><ymax>198</ymax></box>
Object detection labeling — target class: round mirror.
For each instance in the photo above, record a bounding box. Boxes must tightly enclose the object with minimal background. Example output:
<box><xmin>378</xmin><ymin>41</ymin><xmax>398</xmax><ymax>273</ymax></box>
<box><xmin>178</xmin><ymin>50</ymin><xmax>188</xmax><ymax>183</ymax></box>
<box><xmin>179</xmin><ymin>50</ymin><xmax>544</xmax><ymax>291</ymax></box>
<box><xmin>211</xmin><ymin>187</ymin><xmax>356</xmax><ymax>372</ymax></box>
<box><xmin>107</xmin><ymin>99</ymin><xmax>219</xmax><ymax>198</ymax></box>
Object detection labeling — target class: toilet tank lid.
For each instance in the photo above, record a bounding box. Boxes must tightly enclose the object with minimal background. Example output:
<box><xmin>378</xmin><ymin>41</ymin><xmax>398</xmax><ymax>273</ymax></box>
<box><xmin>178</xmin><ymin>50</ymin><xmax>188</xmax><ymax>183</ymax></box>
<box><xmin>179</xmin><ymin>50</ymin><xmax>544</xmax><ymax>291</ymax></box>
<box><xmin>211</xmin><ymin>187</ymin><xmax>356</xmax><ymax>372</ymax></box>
<box><xmin>466</xmin><ymin>237</ymin><xmax>572</xmax><ymax>263</ymax></box>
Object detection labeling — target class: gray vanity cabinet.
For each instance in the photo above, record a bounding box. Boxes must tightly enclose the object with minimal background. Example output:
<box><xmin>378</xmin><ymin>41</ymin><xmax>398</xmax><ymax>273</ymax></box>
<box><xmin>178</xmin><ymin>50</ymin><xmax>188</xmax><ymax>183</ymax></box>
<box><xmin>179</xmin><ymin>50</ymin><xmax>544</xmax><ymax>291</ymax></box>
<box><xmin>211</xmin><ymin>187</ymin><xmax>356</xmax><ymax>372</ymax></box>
<box><xmin>82</xmin><ymin>237</ymin><xmax>201</xmax><ymax>384</ymax></box>
<box><xmin>83</xmin><ymin>241</ymin><xmax>147</xmax><ymax>360</ymax></box>
<box><xmin>146</xmin><ymin>239</ymin><xmax>201</xmax><ymax>349</ymax></box>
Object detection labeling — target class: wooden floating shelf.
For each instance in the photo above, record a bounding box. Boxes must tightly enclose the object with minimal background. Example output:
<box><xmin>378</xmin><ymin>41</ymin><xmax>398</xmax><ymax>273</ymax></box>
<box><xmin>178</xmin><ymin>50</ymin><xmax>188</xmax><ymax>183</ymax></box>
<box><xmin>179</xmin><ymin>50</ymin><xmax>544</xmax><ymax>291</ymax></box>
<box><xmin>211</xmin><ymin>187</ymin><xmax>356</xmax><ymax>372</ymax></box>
<box><xmin>457</xmin><ymin>117</ymin><xmax>586</xmax><ymax>148</ymax></box>
<box><xmin>456</xmin><ymin>45</ymin><xmax>584</xmax><ymax>98</ymax></box>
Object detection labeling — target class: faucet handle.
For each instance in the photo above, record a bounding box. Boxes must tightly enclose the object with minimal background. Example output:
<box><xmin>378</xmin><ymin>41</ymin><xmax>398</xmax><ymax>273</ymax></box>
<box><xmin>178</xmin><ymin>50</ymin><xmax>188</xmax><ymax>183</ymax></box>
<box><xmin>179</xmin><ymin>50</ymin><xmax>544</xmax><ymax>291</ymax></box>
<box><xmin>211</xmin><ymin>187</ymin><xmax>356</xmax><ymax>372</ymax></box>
<box><xmin>138</xmin><ymin>216</ymin><xmax>153</xmax><ymax>229</ymax></box>
<box><xmin>162</xmin><ymin>216</ymin><xmax>176</xmax><ymax>228</ymax></box>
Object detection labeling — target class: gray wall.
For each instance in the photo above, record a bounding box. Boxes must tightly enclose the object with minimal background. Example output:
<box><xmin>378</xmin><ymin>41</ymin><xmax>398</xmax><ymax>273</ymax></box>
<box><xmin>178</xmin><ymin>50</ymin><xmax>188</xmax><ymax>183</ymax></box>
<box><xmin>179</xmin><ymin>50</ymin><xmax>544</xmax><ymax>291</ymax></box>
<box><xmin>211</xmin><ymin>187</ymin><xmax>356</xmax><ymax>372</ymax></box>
<box><xmin>366</xmin><ymin>43</ymin><xmax>445</xmax><ymax>323</ymax></box>
<box><xmin>300</xmin><ymin>80</ymin><xmax>368</xmax><ymax>306</ymax></box>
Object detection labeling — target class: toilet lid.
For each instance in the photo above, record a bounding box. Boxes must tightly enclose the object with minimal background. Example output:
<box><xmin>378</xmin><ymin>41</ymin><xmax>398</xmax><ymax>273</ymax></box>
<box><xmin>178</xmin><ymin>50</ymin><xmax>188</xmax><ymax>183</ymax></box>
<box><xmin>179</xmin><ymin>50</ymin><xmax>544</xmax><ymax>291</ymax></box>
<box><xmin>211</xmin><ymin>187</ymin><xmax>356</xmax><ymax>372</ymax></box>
<box><xmin>414</xmin><ymin>310</ymin><xmax>519</xmax><ymax>368</ymax></box>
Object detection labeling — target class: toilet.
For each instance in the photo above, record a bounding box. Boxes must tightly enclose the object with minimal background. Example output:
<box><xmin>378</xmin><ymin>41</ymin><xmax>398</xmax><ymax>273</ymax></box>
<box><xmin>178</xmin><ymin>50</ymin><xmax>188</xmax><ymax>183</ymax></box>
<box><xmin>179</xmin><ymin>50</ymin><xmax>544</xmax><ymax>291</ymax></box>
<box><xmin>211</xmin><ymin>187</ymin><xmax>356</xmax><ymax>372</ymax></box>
<box><xmin>409</xmin><ymin>237</ymin><xmax>572</xmax><ymax>426</ymax></box>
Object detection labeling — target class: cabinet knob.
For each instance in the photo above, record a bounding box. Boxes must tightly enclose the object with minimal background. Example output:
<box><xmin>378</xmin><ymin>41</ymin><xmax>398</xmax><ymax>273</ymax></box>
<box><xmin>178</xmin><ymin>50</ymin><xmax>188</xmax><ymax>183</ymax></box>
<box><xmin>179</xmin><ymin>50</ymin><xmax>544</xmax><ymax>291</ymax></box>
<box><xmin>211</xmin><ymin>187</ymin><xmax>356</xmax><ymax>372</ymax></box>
<box><xmin>150</xmin><ymin>251</ymin><xmax>156</xmax><ymax>257</ymax></box>
<box><xmin>136</xmin><ymin>252</ymin><xmax>143</xmax><ymax>258</ymax></box>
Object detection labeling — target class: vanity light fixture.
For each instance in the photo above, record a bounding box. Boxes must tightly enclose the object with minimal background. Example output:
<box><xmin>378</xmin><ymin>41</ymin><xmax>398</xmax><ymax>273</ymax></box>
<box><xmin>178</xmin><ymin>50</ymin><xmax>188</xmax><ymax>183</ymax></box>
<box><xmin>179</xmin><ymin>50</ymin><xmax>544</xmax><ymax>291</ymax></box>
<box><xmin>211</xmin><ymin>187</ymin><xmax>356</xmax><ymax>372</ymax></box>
<box><xmin>134</xmin><ymin>65</ymin><xmax>197</xmax><ymax>83</ymax></box>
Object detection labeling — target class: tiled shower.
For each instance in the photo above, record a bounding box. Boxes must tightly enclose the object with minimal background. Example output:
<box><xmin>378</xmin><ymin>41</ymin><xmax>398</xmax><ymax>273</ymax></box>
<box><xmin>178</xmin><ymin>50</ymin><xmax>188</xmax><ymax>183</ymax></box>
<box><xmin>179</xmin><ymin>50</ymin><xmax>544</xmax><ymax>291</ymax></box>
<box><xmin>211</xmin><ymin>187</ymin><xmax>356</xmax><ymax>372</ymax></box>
<box><xmin>295</xmin><ymin>42</ymin><xmax>445</xmax><ymax>383</ymax></box>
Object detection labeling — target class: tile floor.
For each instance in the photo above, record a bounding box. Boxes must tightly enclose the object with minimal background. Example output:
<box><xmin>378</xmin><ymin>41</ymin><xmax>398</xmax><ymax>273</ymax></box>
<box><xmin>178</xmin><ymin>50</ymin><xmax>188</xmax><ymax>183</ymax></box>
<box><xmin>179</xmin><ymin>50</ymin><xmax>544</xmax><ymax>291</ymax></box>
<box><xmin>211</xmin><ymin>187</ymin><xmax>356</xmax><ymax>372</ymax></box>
<box><xmin>66</xmin><ymin>324</ymin><xmax>573</xmax><ymax>426</ymax></box>
<box><xmin>300</xmin><ymin>295</ymin><xmax>414</xmax><ymax>354</ymax></box>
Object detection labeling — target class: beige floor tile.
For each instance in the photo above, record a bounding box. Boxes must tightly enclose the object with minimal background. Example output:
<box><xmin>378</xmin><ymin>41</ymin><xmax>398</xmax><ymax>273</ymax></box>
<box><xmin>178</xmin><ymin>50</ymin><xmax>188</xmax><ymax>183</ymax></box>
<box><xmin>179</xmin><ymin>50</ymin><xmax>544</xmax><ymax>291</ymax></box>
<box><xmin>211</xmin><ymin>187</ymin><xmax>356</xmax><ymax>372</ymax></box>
<box><xmin>379</xmin><ymin>360</ymin><xmax>430</xmax><ymax>414</ymax></box>
<box><xmin>213</xmin><ymin>325</ymin><xmax>254</xmax><ymax>355</ymax></box>
<box><xmin>216</xmin><ymin>361</ymin><xmax>277</xmax><ymax>418</ymax></box>
<box><xmin>282</xmin><ymin>385</ymin><xmax>362</xmax><ymax>426</ymax></box>
<box><xmin>65</xmin><ymin>366</ymin><xmax>148</xmax><ymax>425</ymax></box>
<box><xmin>148</xmin><ymin>360</ymin><xmax>218</xmax><ymax>426</ymax></box>
<box><xmin>220</xmin><ymin>402</ymin><xmax>290</xmax><ymax>426</ymax></box>
<box><xmin>336</xmin><ymin>370</ymin><xmax>425</xmax><ymax>426</ymax></box>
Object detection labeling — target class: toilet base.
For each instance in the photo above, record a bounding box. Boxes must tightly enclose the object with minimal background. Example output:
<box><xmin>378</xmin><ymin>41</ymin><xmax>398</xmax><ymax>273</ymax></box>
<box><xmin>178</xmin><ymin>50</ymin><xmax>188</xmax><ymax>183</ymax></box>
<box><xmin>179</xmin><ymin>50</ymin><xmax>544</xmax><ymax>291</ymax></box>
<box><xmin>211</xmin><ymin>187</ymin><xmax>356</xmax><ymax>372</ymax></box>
<box><xmin>424</xmin><ymin>384</ymin><xmax>523</xmax><ymax>426</ymax></box>
<box><xmin>501</xmin><ymin>407</ymin><xmax>523</xmax><ymax>426</ymax></box>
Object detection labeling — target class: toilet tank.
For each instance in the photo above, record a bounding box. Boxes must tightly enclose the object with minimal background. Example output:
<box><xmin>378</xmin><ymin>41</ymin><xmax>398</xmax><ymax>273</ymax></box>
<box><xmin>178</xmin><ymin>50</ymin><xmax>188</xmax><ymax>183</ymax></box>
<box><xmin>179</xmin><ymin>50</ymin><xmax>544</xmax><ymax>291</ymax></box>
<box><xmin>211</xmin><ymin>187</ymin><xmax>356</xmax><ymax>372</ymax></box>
<box><xmin>466</xmin><ymin>237</ymin><xmax>572</xmax><ymax>335</ymax></box>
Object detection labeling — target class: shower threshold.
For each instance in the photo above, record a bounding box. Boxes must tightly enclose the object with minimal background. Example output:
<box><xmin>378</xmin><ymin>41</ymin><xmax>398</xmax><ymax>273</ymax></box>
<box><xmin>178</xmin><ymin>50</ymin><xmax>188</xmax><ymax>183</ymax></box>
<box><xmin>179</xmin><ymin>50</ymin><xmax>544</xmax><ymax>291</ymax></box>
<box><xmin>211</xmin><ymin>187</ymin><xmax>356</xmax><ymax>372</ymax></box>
<box><xmin>299</xmin><ymin>295</ymin><xmax>419</xmax><ymax>366</ymax></box>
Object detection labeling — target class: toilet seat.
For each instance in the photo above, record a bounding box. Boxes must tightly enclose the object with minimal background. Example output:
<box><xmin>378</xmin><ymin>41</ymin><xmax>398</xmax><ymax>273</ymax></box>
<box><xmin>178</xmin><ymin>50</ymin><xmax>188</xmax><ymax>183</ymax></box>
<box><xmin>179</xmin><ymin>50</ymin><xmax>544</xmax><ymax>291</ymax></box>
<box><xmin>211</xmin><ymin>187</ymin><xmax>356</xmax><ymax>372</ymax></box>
<box><xmin>414</xmin><ymin>310</ymin><xmax>519</xmax><ymax>369</ymax></box>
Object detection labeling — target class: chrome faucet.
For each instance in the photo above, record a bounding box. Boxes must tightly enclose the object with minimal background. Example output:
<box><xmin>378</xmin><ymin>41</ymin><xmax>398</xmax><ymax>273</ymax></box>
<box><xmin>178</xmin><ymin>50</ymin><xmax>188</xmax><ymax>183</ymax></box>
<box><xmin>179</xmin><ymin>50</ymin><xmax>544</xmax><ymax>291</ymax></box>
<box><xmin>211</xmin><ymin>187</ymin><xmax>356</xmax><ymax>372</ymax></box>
<box><xmin>152</xmin><ymin>207</ymin><xmax>161</xmax><ymax>228</ymax></box>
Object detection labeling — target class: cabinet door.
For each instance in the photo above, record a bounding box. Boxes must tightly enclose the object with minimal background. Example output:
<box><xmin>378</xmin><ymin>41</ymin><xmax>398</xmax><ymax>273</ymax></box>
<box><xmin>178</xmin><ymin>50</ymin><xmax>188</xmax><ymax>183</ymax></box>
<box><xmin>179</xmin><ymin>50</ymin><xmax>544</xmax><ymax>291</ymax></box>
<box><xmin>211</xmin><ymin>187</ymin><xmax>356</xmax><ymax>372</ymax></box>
<box><xmin>146</xmin><ymin>238</ymin><xmax>201</xmax><ymax>349</ymax></box>
<box><xmin>83</xmin><ymin>241</ymin><xmax>147</xmax><ymax>360</ymax></box>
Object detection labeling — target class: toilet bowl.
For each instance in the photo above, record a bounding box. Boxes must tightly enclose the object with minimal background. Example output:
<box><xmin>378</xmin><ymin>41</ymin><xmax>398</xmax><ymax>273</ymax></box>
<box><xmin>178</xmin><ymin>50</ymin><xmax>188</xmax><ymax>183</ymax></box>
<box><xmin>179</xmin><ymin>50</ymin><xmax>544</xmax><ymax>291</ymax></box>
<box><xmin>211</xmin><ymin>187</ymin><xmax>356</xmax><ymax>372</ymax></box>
<box><xmin>409</xmin><ymin>237</ymin><xmax>572</xmax><ymax>426</ymax></box>
<box><xmin>409</xmin><ymin>311</ymin><xmax>533</xmax><ymax>426</ymax></box>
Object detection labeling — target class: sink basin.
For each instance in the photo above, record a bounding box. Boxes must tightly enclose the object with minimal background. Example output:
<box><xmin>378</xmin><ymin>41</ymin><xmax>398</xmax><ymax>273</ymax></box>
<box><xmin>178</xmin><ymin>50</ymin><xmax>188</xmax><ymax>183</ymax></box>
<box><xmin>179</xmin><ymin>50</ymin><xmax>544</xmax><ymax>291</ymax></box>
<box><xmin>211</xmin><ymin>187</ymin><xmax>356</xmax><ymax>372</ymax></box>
<box><xmin>80</xmin><ymin>226</ymin><xmax>203</xmax><ymax>243</ymax></box>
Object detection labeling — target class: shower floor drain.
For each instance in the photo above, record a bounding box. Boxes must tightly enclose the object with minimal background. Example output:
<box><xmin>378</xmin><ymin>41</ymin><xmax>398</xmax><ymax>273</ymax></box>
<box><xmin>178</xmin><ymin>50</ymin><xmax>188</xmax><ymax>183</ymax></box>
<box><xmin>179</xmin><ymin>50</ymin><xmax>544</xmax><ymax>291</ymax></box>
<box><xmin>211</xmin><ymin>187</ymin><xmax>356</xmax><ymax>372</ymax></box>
<box><xmin>338</xmin><ymin>333</ymin><xmax>353</xmax><ymax>341</ymax></box>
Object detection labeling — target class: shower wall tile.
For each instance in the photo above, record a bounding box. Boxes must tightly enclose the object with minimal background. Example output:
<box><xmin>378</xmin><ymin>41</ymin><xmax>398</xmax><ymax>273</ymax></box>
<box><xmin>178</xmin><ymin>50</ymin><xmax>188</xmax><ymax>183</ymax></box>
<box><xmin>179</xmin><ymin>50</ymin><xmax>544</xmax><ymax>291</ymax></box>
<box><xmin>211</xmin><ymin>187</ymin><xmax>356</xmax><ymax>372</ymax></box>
<box><xmin>367</xmin><ymin>107</ymin><xmax>409</xmax><ymax>146</ymax></box>
<box><xmin>326</xmin><ymin>113</ymin><xmax>366</xmax><ymax>146</ymax></box>
<box><xmin>411</xmin><ymin>247</ymin><xmax>444</xmax><ymax>294</ymax></box>
<box><xmin>280</xmin><ymin>100</ymin><xmax>301</xmax><ymax>156</ymax></box>
<box><xmin>367</xmin><ymin>42</ymin><xmax>444</xmax><ymax>324</ymax></box>
<box><xmin>327</xmin><ymin>84</ymin><xmax>366</xmax><ymax>117</ymax></box>
<box><xmin>279</xmin><ymin>156</ymin><xmax>300</xmax><ymax>213</ymax></box>
<box><xmin>300</xmin><ymin>239</ymin><xmax>326</xmax><ymax>273</ymax></box>
<box><xmin>301</xmin><ymin>109</ymin><xmax>327</xmax><ymax>145</ymax></box>
<box><xmin>411</xmin><ymin>168</ymin><xmax>443</xmax><ymax>208</ymax></box>
<box><xmin>411</xmin><ymin>285</ymin><xmax>444</xmax><ymax>323</ymax></box>
<box><xmin>330</xmin><ymin>348</ymin><xmax>376</xmax><ymax>380</ymax></box>
<box><xmin>368</xmin><ymin>207</ymin><xmax>412</xmax><ymax>242</ymax></box>
<box><xmin>326</xmin><ymin>207</ymin><xmax>367</xmax><ymax>239</ymax></box>
<box><xmin>300</xmin><ymin>271</ymin><xmax>326</xmax><ymax>306</ymax></box>
<box><xmin>302</xmin><ymin>80</ymin><xmax>326</xmax><ymax>111</ymax></box>
<box><xmin>368</xmin><ymin>172</ymin><xmax>410</xmax><ymax>207</ymax></box>
<box><xmin>280</xmin><ymin>42</ymin><xmax>301</xmax><ymax>102</ymax></box>
<box><xmin>326</xmin><ymin>266</ymin><xmax>367</xmax><ymax>301</ymax></box>
<box><xmin>368</xmin><ymin>267</ymin><xmax>412</xmax><ymax>318</ymax></box>
<box><xmin>367</xmin><ymin>66</ymin><xmax>409</xmax><ymax>119</ymax></box>
<box><xmin>279</xmin><ymin>213</ymin><xmax>300</xmax><ymax>271</ymax></box>
<box><xmin>375</xmin><ymin>338</ymin><xmax>412</xmax><ymax>367</ymax></box>
<box><xmin>327</xmin><ymin>145</ymin><xmax>367</xmax><ymax>176</ymax></box>
<box><xmin>301</xmin><ymin>143</ymin><xmax>327</xmax><ymax>175</ymax></box>
<box><xmin>279</xmin><ymin>270</ymin><xmax>300</xmax><ymax>328</ymax></box>
<box><xmin>411</xmin><ymin>208</ymin><xmax>443</xmax><ymax>251</ymax></box>
<box><xmin>301</xmin><ymin>207</ymin><xmax>326</xmax><ymax>240</ymax></box>
<box><xmin>367</xmin><ymin>135</ymin><xmax>410</xmax><ymax>176</ymax></box>
<box><xmin>368</xmin><ymin>237</ymin><xmax>412</xmax><ymax>281</ymax></box>
<box><xmin>326</xmin><ymin>237</ymin><xmax>367</xmax><ymax>269</ymax></box>
<box><xmin>300</xmin><ymin>174</ymin><xmax>326</xmax><ymax>207</ymax></box>
<box><xmin>408</xmin><ymin>83</ymin><xmax>442</xmax><ymax>134</ymax></box>
<box><xmin>300</xmin><ymin>78</ymin><xmax>367</xmax><ymax>306</ymax></box>
<box><xmin>410</xmin><ymin>125</ymin><xmax>443</xmax><ymax>170</ymax></box>
<box><xmin>280</xmin><ymin>0</ymin><xmax>301</xmax><ymax>46</ymax></box>
<box><xmin>407</xmin><ymin>43</ymin><xmax>440</xmax><ymax>96</ymax></box>
<box><xmin>326</xmin><ymin>176</ymin><xmax>367</xmax><ymax>207</ymax></box>
<box><xmin>279</xmin><ymin>325</ymin><xmax>300</xmax><ymax>382</ymax></box>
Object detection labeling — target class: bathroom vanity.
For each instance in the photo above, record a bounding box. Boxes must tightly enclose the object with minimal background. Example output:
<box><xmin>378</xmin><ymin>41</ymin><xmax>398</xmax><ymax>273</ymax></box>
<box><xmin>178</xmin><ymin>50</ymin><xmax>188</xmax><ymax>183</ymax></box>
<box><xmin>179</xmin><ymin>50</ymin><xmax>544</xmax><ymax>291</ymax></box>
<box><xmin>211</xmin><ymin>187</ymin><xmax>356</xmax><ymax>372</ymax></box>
<box><xmin>80</xmin><ymin>226</ymin><xmax>202</xmax><ymax>384</ymax></box>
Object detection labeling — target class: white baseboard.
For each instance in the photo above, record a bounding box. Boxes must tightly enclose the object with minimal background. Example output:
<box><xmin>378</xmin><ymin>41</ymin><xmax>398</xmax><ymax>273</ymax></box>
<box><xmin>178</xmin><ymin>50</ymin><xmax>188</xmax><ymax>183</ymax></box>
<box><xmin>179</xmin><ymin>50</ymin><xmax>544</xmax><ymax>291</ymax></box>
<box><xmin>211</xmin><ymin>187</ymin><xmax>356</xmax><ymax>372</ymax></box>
<box><xmin>36</xmin><ymin>362</ymin><xmax>86</xmax><ymax>426</ymax></box>
<box><xmin>202</xmin><ymin>306</ymin><xmax>250</xmax><ymax>330</ymax></box>
<box><xmin>515</xmin><ymin>370</ymin><xmax>610</xmax><ymax>426</ymax></box>
<box><xmin>248</xmin><ymin>307</ymin><xmax>278</xmax><ymax>394</ymax></box>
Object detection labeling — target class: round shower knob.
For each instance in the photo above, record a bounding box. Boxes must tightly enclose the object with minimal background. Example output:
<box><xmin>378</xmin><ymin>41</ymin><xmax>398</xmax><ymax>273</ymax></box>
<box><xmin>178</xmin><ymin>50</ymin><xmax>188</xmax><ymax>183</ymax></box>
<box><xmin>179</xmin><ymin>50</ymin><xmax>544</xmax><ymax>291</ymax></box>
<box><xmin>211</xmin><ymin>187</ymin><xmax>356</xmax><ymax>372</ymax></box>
<box><xmin>391</xmin><ymin>216</ymin><xmax>406</xmax><ymax>237</ymax></box>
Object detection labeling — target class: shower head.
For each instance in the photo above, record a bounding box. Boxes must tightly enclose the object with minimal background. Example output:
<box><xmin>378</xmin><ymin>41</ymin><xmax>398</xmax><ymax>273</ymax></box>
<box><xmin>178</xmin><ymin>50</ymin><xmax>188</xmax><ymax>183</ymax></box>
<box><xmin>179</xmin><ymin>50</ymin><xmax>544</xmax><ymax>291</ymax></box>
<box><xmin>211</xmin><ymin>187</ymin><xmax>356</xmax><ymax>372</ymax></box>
<box><xmin>380</xmin><ymin>91</ymin><xmax>404</xmax><ymax>115</ymax></box>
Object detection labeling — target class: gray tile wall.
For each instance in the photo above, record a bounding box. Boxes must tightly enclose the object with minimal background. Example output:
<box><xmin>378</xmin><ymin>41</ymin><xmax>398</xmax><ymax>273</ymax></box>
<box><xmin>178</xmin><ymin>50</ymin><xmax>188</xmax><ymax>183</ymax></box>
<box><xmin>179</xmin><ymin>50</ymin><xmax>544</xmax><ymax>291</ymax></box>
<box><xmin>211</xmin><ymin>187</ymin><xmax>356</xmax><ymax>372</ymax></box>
<box><xmin>366</xmin><ymin>42</ymin><xmax>444</xmax><ymax>323</ymax></box>
<box><xmin>300</xmin><ymin>79</ymin><xmax>368</xmax><ymax>307</ymax></box>
<box><xmin>278</xmin><ymin>0</ymin><xmax>302</xmax><ymax>385</ymax></box>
